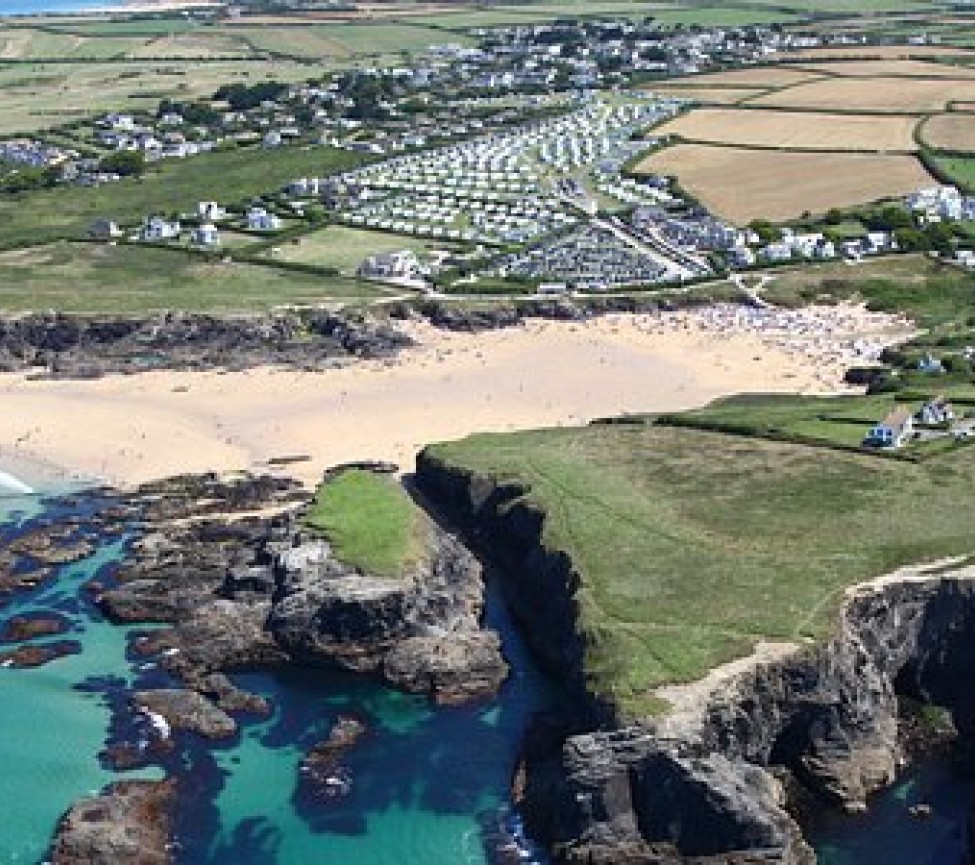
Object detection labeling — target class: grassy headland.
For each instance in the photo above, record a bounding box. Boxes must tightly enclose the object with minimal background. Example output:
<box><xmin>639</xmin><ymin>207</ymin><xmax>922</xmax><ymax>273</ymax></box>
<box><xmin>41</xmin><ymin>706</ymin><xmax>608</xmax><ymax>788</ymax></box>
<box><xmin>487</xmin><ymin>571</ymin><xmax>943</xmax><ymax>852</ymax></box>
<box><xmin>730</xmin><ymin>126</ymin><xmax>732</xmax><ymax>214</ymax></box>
<box><xmin>303</xmin><ymin>469</ymin><xmax>427</xmax><ymax>578</ymax></box>
<box><xmin>426</xmin><ymin>414</ymin><xmax>975</xmax><ymax>717</ymax></box>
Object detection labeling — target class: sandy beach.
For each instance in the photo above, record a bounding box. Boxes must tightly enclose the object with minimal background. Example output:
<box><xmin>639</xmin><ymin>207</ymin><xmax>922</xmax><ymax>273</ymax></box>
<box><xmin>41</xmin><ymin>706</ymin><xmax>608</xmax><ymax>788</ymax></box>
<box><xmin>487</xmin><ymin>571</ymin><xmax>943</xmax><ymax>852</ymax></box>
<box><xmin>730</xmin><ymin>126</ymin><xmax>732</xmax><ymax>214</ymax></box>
<box><xmin>0</xmin><ymin>304</ymin><xmax>912</xmax><ymax>489</ymax></box>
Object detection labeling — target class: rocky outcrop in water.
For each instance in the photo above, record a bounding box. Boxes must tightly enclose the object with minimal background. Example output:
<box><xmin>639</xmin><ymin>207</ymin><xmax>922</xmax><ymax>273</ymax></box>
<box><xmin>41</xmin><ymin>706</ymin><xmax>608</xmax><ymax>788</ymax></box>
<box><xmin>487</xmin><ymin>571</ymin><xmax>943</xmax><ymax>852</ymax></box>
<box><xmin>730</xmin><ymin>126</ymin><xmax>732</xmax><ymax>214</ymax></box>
<box><xmin>415</xmin><ymin>452</ymin><xmax>975</xmax><ymax>864</ymax></box>
<box><xmin>100</xmin><ymin>470</ymin><xmax>505</xmax><ymax>707</ymax></box>
<box><xmin>265</xmin><ymin>524</ymin><xmax>507</xmax><ymax>704</ymax></box>
<box><xmin>298</xmin><ymin>715</ymin><xmax>366</xmax><ymax>803</ymax></box>
<box><xmin>49</xmin><ymin>778</ymin><xmax>177</xmax><ymax>865</ymax></box>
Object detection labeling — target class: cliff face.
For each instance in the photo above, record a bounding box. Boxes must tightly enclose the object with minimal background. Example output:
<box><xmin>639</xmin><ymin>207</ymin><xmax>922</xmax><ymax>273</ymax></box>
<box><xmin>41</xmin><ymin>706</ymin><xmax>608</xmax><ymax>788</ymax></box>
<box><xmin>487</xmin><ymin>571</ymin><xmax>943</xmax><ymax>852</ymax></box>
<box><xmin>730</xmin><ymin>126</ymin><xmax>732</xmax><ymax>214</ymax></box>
<box><xmin>415</xmin><ymin>450</ymin><xmax>975</xmax><ymax>864</ymax></box>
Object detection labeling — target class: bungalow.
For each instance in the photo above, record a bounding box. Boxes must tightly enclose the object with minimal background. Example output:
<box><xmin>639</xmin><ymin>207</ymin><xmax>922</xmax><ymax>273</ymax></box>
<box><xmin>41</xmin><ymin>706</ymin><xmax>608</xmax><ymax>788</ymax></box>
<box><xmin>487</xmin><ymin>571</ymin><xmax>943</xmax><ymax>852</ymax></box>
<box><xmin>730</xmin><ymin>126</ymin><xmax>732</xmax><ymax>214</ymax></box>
<box><xmin>193</xmin><ymin>222</ymin><xmax>220</xmax><ymax>247</ymax></box>
<box><xmin>916</xmin><ymin>395</ymin><xmax>954</xmax><ymax>425</ymax></box>
<box><xmin>246</xmin><ymin>207</ymin><xmax>282</xmax><ymax>232</ymax></box>
<box><xmin>141</xmin><ymin>216</ymin><xmax>181</xmax><ymax>241</ymax></box>
<box><xmin>863</xmin><ymin>407</ymin><xmax>914</xmax><ymax>449</ymax></box>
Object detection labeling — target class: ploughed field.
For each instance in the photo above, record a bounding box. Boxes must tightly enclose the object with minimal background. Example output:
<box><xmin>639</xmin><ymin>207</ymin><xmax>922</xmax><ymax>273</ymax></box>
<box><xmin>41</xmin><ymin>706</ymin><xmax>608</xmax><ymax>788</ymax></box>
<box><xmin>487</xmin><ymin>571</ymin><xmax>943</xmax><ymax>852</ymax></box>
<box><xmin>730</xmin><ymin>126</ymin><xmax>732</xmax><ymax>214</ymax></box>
<box><xmin>425</xmin><ymin>414</ymin><xmax>975</xmax><ymax>717</ymax></box>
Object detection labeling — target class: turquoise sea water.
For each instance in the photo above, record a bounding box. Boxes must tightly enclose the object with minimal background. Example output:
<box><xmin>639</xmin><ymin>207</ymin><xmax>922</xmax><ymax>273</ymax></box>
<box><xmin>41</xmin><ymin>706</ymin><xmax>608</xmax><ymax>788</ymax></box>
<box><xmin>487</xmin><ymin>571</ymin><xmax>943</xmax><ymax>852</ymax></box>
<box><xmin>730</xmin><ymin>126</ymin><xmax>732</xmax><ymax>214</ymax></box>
<box><xmin>0</xmin><ymin>492</ymin><xmax>162</xmax><ymax>864</ymax></box>
<box><xmin>0</xmin><ymin>484</ymin><xmax>552</xmax><ymax>864</ymax></box>
<box><xmin>2</xmin><ymin>1</ymin><xmax>125</xmax><ymax>14</ymax></box>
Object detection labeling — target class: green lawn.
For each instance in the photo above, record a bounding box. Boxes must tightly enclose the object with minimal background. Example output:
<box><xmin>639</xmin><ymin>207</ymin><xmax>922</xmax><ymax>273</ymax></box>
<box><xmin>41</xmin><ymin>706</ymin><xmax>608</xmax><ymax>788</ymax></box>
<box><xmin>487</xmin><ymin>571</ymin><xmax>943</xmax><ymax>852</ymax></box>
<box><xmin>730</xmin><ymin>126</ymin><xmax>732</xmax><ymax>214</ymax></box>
<box><xmin>0</xmin><ymin>241</ymin><xmax>390</xmax><ymax>313</ymax></box>
<box><xmin>303</xmin><ymin>469</ymin><xmax>427</xmax><ymax>578</ymax></box>
<box><xmin>275</xmin><ymin>225</ymin><xmax>452</xmax><ymax>275</ymax></box>
<box><xmin>932</xmin><ymin>155</ymin><xmax>975</xmax><ymax>193</ymax></box>
<box><xmin>0</xmin><ymin>146</ymin><xmax>366</xmax><ymax>252</ymax></box>
<box><xmin>425</xmin><ymin>415</ymin><xmax>975</xmax><ymax>717</ymax></box>
<box><xmin>760</xmin><ymin>254</ymin><xmax>975</xmax><ymax>329</ymax></box>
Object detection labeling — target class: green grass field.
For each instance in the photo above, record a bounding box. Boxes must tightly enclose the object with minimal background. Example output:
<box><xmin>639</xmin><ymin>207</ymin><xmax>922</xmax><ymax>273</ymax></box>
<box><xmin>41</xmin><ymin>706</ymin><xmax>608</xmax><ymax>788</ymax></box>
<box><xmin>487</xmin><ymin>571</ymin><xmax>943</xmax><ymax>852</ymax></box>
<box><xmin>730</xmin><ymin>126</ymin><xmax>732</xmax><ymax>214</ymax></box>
<box><xmin>0</xmin><ymin>241</ymin><xmax>390</xmax><ymax>313</ymax></box>
<box><xmin>425</xmin><ymin>413</ymin><xmax>975</xmax><ymax>717</ymax></box>
<box><xmin>0</xmin><ymin>58</ymin><xmax>315</xmax><ymax>135</ymax></box>
<box><xmin>932</xmin><ymin>155</ymin><xmax>975</xmax><ymax>193</ymax></box>
<box><xmin>304</xmin><ymin>469</ymin><xmax>427</xmax><ymax>577</ymax></box>
<box><xmin>275</xmin><ymin>225</ymin><xmax>452</xmax><ymax>274</ymax></box>
<box><xmin>759</xmin><ymin>254</ymin><xmax>975</xmax><ymax>329</ymax></box>
<box><xmin>0</xmin><ymin>146</ymin><xmax>366</xmax><ymax>252</ymax></box>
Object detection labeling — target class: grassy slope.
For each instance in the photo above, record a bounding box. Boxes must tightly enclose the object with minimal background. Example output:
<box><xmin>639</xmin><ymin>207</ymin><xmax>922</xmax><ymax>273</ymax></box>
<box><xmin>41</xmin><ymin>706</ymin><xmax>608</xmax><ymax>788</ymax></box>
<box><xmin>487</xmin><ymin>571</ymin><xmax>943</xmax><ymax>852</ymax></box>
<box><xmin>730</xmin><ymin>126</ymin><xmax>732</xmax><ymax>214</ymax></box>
<box><xmin>427</xmin><ymin>419</ymin><xmax>975</xmax><ymax>716</ymax></box>
<box><xmin>304</xmin><ymin>470</ymin><xmax>427</xmax><ymax>578</ymax></box>
<box><xmin>0</xmin><ymin>241</ymin><xmax>389</xmax><ymax>313</ymax></box>
<box><xmin>0</xmin><ymin>146</ymin><xmax>365</xmax><ymax>251</ymax></box>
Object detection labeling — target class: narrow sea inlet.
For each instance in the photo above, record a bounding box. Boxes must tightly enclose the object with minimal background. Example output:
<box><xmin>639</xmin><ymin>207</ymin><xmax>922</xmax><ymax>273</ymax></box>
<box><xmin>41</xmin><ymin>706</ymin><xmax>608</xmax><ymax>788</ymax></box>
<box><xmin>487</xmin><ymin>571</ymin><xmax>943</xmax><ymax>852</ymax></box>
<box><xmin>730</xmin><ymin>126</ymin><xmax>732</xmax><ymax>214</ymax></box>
<box><xmin>0</xmin><ymin>483</ymin><xmax>552</xmax><ymax>864</ymax></box>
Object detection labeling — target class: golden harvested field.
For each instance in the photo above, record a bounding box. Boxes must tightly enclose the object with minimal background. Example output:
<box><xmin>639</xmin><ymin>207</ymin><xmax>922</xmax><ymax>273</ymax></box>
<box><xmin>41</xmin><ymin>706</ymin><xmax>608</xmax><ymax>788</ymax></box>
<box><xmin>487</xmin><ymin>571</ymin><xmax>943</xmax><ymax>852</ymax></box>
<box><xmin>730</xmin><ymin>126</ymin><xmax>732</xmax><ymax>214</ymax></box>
<box><xmin>635</xmin><ymin>144</ymin><xmax>933</xmax><ymax>223</ymax></box>
<box><xmin>776</xmin><ymin>45</ymin><xmax>975</xmax><ymax>61</ymax></box>
<box><xmin>752</xmin><ymin>76</ymin><xmax>975</xmax><ymax>113</ymax></box>
<box><xmin>786</xmin><ymin>59</ymin><xmax>975</xmax><ymax>78</ymax></box>
<box><xmin>650</xmin><ymin>86</ymin><xmax>768</xmax><ymax>105</ymax></box>
<box><xmin>920</xmin><ymin>113</ymin><xmax>975</xmax><ymax>152</ymax></box>
<box><xmin>653</xmin><ymin>107</ymin><xmax>919</xmax><ymax>151</ymax></box>
<box><xmin>662</xmin><ymin>66</ymin><xmax>822</xmax><ymax>88</ymax></box>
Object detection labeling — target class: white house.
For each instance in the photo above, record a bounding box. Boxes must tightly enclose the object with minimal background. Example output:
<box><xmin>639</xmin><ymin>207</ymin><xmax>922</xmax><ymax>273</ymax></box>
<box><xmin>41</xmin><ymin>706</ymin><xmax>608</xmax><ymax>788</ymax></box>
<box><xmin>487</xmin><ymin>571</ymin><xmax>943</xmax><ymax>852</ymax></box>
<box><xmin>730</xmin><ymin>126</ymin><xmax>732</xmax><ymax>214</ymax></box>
<box><xmin>198</xmin><ymin>201</ymin><xmax>227</xmax><ymax>222</ymax></box>
<box><xmin>246</xmin><ymin>207</ymin><xmax>282</xmax><ymax>231</ymax></box>
<box><xmin>263</xmin><ymin>130</ymin><xmax>283</xmax><ymax>149</ymax></box>
<box><xmin>193</xmin><ymin>223</ymin><xmax>220</xmax><ymax>247</ymax></box>
<box><xmin>358</xmin><ymin>250</ymin><xmax>421</xmax><ymax>280</ymax></box>
<box><xmin>863</xmin><ymin>407</ymin><xmax>914</xmax><ymax>449</ymax></box>
<box><xmin>916</xmin><ymin>396</ymin><xmax>954</xmax><ymax>425</ymax></box>
<box><xmin>141</xmin><ymin>216</ymin><xmax>181</xmax><ymax>241</ymax></box>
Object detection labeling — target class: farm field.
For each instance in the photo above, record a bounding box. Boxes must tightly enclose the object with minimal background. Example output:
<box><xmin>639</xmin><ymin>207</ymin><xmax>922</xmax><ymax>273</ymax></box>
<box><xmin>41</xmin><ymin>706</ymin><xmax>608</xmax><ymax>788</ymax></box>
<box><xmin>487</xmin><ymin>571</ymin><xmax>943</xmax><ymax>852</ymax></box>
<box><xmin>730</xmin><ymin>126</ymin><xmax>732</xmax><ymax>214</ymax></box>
<box><xmin>0</xmin><ymin>146</ymin><xmax>366</xmax><ymax>251</ymax></box>
<box><xmin>919</xmin><ymin>112</ymin><xmax>975</xmax><ymax>152</ymax></box>
<box><xmin>274</xmin><ymin>226</ymin><xmax>449</xmax><ymax>275</ymax></box>
<box><xmin>751</xmin><ymin>75</ymin><xmax>975</xmax><ymax>112</ymax></box>
<box><xmin>0</xmin><ymin>59</ymin><xmax>315</xmax><ymax>135</ymax></box>
<box><xmin>786</xmin><ymin>58</ymin><xmax>975</xmax><ymax>78</ymax></box>
<box><xmin>774</xmin><ymin>44</ymin><xmax>975</xmax><ymax>61</ymax></box>
<box><xmin>425</xmin><ymin>415</ymin><xmax>975</xmax><ymax>716</ymax></box>
<box><xmin>653</xmin><ymin>107</ymin><xmax>919</xmax><ymax>151</ymax></box>
<box><xmin>636</xmin><ymin>143</ymin><xmax>932</xmax><ymax>222</ymax></box>
<box><xmin>0</xmin><ymin>242</ymin><xmax>391</xmax><ymax>314</ymax></box>
<box><xmin>661</xmin><ymin>65</ymin><xmax>822</xmax><ymax>88</ymax></box>
<box><xmin>649</xmin><ymin>86</ymin><xmax>768</xmax><ymax>105</ymax></box>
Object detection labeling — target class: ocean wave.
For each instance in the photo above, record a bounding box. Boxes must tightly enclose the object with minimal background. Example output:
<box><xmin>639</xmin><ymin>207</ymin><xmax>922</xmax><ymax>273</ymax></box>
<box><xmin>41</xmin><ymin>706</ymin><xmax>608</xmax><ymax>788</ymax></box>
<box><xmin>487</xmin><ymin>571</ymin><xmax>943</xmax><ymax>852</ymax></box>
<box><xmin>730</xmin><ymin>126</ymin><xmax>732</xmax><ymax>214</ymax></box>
<box><xmin>0</xmin><ymin>470</ymin><xmax>34</xmax><ymax>496</ymax></box>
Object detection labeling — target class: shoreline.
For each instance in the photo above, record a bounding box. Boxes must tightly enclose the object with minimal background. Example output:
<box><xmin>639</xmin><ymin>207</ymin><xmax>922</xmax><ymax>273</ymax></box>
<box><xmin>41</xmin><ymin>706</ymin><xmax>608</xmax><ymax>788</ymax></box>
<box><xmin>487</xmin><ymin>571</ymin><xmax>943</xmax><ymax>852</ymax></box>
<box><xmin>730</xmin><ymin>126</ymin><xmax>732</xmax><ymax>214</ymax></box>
<box><xmin>1</xmin><ymin>0</ymin><xmax>222</xmax><ymax>18</ymax></box>
<box><xmin>0</xmin><ymin>303</ymin><xmax>912</xmax><ymax>490</ymax></box>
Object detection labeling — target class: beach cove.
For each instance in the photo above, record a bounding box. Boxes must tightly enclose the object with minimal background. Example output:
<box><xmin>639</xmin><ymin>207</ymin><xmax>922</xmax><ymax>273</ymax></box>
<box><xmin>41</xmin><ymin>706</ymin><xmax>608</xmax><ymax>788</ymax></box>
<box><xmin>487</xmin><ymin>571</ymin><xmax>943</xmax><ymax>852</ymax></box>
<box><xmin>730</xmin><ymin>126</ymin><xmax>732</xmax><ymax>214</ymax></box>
<box><xmin>0</xmin><ymin>304</ymin><xmax>911</xmax><ymax>488</ymax></box>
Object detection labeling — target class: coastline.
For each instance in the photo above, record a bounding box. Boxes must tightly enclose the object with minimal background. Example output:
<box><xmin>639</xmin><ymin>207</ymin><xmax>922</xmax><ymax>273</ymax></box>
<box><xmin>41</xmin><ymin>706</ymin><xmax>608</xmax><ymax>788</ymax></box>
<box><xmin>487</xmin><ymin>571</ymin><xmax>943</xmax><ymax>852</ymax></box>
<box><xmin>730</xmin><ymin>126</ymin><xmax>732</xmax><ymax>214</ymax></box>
<box><xmin>0</xmin><ymin>304</ymin><xmax>911</xmax><ymax>489</ymax></box>
<box><xmin>0</xmin><ymin>0</ymin><xmax>221</xmax><ymax>17</ymax></box>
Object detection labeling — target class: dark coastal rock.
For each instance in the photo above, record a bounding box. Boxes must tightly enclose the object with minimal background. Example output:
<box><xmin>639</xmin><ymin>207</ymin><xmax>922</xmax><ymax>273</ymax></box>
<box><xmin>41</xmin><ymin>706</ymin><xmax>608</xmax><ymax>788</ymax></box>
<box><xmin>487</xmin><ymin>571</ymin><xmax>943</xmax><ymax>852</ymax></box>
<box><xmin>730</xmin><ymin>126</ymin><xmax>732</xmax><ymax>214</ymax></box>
<box><xmin>298</xmin><ymin>716</ymin><xmax>366</xmax><ymax>803</ymax></box>
<box><xmin>415</xmin><ymin>454</ymin><xmax>975</xmax><ymax>863</ymax></box>
<box><xmin>0</xmin><ymin>639</ymin><xmax>81</xmax><ymax>668</ymax></box>
<box><xmin>0</xmin><ymin>611</ymin><xmax>69</xmax><ymax>642</ymax></box>
<box><xmin>49</xmin><ymin>778</ymin><xmax>176</xmax><ymax>865</ymax></box>
<box><xmin>266</xmin><ymin>526</ymin><xmax>508</xmax><ymax>703</ymax></box>
<box><xmin>133</xmin><ymin>688</ymin><xmax>237</xmax><ymax>740</ymax></box>
<box><xmin>0</xmin><ymin>310</ymin><xmax>413</xmax><ymax>378</ymax></box>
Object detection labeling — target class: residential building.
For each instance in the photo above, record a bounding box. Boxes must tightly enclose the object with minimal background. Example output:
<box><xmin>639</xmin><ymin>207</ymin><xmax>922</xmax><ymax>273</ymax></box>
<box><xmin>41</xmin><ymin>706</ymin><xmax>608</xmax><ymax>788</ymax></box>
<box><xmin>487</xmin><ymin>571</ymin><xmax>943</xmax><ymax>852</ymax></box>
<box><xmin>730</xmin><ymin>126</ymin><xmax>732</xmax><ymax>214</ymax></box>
<box><xmin>863</xmin><ymin>407</ymin><xmax>914</xmax><ymax>449</ymax></box>
<box><xmin>246</xmin><ymin>207</ymin><xmax>282</xmax><ymax>231</ymax></box>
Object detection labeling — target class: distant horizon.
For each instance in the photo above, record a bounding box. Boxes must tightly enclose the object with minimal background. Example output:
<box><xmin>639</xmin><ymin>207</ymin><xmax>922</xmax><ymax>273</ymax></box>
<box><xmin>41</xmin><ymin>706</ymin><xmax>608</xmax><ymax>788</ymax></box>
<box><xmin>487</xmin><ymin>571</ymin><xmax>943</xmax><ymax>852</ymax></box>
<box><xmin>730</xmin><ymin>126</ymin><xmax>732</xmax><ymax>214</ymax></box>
<box><xmin>2</xmin><ymin>0</ymin><xmax>125</xmax><ymax>15</ymax></box>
